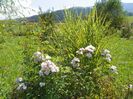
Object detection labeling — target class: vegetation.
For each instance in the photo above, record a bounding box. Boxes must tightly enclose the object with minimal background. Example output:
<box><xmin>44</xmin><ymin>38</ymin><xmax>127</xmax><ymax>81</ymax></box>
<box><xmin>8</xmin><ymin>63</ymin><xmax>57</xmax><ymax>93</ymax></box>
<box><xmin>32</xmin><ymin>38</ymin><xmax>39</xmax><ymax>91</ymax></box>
<box><xmin>96</xmin><ymin>0</ymin><xmax>125</xmax><ymax>29</ymax></box>
<box><xmin>0</xmin><ymin>0</ymin><xmax>133</xmax><ymax>98</ymax></box>
<box><xmin>127</xmin><ymin>16</ymin><xmax>133</xmax><ymax>23</ymax></box>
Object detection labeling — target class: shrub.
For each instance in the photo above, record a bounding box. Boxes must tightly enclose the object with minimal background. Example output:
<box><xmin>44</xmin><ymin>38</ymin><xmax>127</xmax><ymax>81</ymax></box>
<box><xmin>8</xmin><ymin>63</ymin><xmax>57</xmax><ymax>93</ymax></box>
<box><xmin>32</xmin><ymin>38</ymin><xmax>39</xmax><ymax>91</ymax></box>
<box><xmin>96</xmin><ymin>0</ymin><xmax>125</xmax><ymax>29</ymax></box>
<box><xmin>121</xmin><ymin>22</ymin><xmax>132</xmax><ymax>39</ymax></box>
<box><xmin>0</xmin><ymin>35</ymin><xmax>5</xmax><ymax>44</ymax></box>
<box><xmin>12</xmin><ymin>8</ymin><xmax>120</xmax><ymax>98</ymax></box>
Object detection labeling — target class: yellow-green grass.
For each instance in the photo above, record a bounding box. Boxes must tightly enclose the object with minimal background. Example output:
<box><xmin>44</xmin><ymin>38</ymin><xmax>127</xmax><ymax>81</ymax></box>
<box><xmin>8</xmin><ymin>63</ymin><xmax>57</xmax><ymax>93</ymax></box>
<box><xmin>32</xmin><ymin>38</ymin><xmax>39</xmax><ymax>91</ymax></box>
<box><xmin>127</xmin><ymin>16</ymin><xmax>133</xmax><ymax>23</ymax></box>
<box><xmin>105</xmin><ymin>35</ymin><xmax>133</xmax><ymax>84</ymax></box>
<box><xmin>0</xmin><ymin>35</ymin><xmax>24</xmax><ymax>98</ymax></box>
<box><xmin>0</xmin><ymin>34</ymin><xmax>133</xmax><ymax>98</ymax></box>
<box><xmin>0</xmin><ymin>34</ymin><xmax>40</xmax><ymax>98</ymax></box>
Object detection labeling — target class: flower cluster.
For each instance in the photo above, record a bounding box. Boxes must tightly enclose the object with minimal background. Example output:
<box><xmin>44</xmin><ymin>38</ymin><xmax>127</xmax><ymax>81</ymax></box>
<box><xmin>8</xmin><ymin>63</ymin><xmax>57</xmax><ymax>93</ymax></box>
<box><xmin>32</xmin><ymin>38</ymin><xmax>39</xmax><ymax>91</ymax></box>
<box><xmin>71</xmin><ymin>57</ymin><xmax>80</xmax><ymax>68</ymax></box>
<box><xmin>110</xmin><ymin>65</ymin><xmax>118</xmax><ymax>74</ymax></box>
<box><xmin>71</xmin><ymin>45</ymin><xmax>96</xmax><ymax>68</ymax></box>
<box><xmin>16</xmin><ymin>51</ymin><xmax>59</xmax><ymax>91</ymax></box>
<box><xmin>39</xmin><ymin>60</ymin><xmax>59</xmax><ymax>76</ymax></box>
<box><xmin>35</xmin><ymin>51</ymin><xmax>59</xmax><ymax>88</ymax></box>
<box><xmin>33</xmin><ymin>51</ymin><xmax>52</xmax><ymax>63</ymax></box>
<box><xmin>33</xmin><ymin>51</ymin><xmax>59</xmax><ymax>76</ymax></box>
<box><xmin>76</xmin><ymin>48</ymin><xmax>85</xmax><ymax>55</ymax></box>
<box><xmin>76</xmin><ymin>45</ymin><xmax>96</xmax><ymax>58</ymax></box>
<box><xmin>16</xmin><ymin>77</ymin><xmax>27</xmax><ymax>91</ymax></box>
<box><xmin>39</xmin><ymin>82</ymin><xmax>45</xmax><ymax>87</ymax></box>
<box><xmin>72</xmin><ymin>45</ymin><xmax>118</xmax><ymax>74</ymax></box>
<box><xmin>33</xmin><ymin>51</ymin><xmax>45</xmax><ymax>63</ymax></box>
<box><xmin>101</xmin><ymin>49</ymin><xmax>112</xmax><ymax>62</ymax></box>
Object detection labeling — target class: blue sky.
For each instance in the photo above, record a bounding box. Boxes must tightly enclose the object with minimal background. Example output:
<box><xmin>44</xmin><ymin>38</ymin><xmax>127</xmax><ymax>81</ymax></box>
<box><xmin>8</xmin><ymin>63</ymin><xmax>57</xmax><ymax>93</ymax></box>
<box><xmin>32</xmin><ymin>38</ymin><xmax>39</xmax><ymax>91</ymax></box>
<box><xmin>31</xmin><ymin>0</ymin><xmax>133</xmax><ymax>13</ymax></box>
<box><xmin>0</xmin><ymin>0</ymin><xmax>133</xmax><ymax>19</ymax></box>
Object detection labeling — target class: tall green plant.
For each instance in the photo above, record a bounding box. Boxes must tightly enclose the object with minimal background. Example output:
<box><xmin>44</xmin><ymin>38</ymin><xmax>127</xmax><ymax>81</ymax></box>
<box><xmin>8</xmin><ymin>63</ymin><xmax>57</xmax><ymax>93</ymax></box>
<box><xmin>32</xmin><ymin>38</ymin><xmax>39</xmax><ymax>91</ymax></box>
<box><xmin>38</xmin><ymin>11</ymin><xmax>55</xmax><ymax>41</ymax></box>
<box><xmin>12</xmin><ymin>8</ymin><xmax>120</xmax><ymax>99</ymax></box>
<box><xmin>96</xmin><ymin>0</ymin><xmax>125</xmax><ymax>29</ymax></box>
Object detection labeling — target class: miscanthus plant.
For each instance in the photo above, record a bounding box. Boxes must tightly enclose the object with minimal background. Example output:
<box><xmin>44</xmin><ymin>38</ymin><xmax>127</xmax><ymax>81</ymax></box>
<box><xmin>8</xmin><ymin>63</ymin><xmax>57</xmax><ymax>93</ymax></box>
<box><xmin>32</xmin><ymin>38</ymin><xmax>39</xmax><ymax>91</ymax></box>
<box><xmin>12</xmin><ymin>8</ymin><xmax>121</xmax><ymax>98</ymax></box>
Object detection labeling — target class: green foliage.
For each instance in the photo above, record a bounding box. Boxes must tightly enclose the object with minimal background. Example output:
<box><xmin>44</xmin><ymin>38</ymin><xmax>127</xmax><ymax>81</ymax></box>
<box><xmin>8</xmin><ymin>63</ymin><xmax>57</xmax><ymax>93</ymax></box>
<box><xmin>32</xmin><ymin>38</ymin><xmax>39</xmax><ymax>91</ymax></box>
<box><xmin>0</xmin><ymin>3</ymin><xmax>133</xmax><ymax>99</ymax></box>
<box><xmin>38</xmin><ymin>11</ymin><xmax>55</xmax><ymax>41</ymax></box>
<box><xmin>0</xmin><ymin>34</ymin><xmax>5</xmax><ymax>44</ymax></box>
<box><xmin>0</xmin><ymin>36</ymin><xmax>24</xmax><ymax>98</ymax></box>
<box><xmin>10</xmin><ymin>8</ymin><xmax>121</xmax><ymax>99</ymax></box>
<box><xmin>127</xmin><ymin>16</ymin><xmax>133</xmax><ymax>23</ymax></box>
<box><xmin>121</xmin><ymin>22</ymin><xmax>132</xmax><ymax>39</ymax></box>
<box><xmin>104</xmin><ymin>36</ymin><xmax>133</xmax><ymax>98</ymax></box>
<box><xmin>96</xmin><ymin>0</ymin><xmax>125</xmax><ymax>29</ymax></box>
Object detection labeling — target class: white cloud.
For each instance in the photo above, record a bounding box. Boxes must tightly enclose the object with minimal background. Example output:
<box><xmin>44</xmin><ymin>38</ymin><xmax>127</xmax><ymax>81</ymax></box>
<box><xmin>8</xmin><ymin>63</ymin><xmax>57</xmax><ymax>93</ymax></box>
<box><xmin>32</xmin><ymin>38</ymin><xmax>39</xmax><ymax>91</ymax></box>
<box><xmin>0</xmin><ymin>0</ymin><xmax>38</xmax><ymax>19</ymax></box>
<box><xmin>13</xmin><ymin>0</ymin><xmax>38</xmax><ymax>17</ymax></box>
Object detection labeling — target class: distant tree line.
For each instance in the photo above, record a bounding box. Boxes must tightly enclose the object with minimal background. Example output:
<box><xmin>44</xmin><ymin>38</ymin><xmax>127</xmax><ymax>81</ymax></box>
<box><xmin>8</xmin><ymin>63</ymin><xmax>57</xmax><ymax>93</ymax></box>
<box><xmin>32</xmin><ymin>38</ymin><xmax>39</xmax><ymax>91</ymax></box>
<box><xmin>125</xmin><ymin>11</ymin><xmax>133</xmax><ymax>16</ymax></box>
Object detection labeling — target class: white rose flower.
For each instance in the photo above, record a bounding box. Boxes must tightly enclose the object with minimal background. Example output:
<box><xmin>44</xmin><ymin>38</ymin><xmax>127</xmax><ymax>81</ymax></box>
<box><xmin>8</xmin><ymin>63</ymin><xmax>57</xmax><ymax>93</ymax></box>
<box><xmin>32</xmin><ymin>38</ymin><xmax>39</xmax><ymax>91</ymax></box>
<box><xmin>50</xmin><ymin>65</ymin><xmax>59</xmax><ymax>73</ymax></box>
<box><xmin>106</xmin><ymin>54</ymin><xmax>112</xmax><ymax>58</ymax></box>
<box><xmin>41</xmin><ymin>62</ymin><xmax>51</xmax><ymax>75</ymax></box>
<box><xmin>101</xmin><ymin>49</ymin><xmax>110</xmax><ymax>56</ymax></box>
<box><xmin>76</xmin><ymin>48</ymin><xmax>85</xmax><ymax>55</ymax></box>
<box><xmin>17</xmin><ymin>83</ymin><xmax>27</xmax><ymax>90</ymax></box>
<box><xmin>41</xmin><ymin>62</ymin><xmax>48</xmax><ymax>70</ymax></box>
<box><xmin>85</xmin><ymin>45</ymin><xmax>96</xmax><ymax>53</ymax></box>
<box><xmin>102</xmin><ymin>49</ymin><xmax>112</xmax><ymax>62</ymax></box>
<box><xmin>86</xmin><ymin>53</ymin><xmax>92</xmax><ymax>58</ymax></box>
<box><xmin>16</xmin><ymin>77</ymin><xmax>23</xmax><ymax>83</ymax></box>
<box><xmin>110</xmin><ymin>65</ymin><xmax>118</xmax><ymax>74</ymax></box>
<box><xmin>33</xmin><ymin>51</ymin><xmax>45</xmax><ymax>63</ymax></box>
<box><xmin>39</xmin><ymin>70</ymin><xmax>44</xmax><ymax>76</ymax></box>
<box><xmin>40</xmin><ymin>60</ymin><xmax>59</xmax><ymax>75</ymax></box>
<box><xmin>105</xmin><ymin>57</ymin><xmax>112</xmax><ymax>62</ymax></box>
<box><xmin>39</xmin><ymin>82</ymin><xmax>45</xmax><ymax>87</ymax></box>
<box><xmin>44</xmin><ymin>69</ymin><xmax>51</xmax><ymax>75</ymax></box>
<box><xmin>47</xmin><ymin>60</ymin><xmax>59</xmax><ymax>73</ymax></box>
<box><xmin>71</xmin><ymin>57</ymin><xmax>80</xmax><ymax>68</ymax></box>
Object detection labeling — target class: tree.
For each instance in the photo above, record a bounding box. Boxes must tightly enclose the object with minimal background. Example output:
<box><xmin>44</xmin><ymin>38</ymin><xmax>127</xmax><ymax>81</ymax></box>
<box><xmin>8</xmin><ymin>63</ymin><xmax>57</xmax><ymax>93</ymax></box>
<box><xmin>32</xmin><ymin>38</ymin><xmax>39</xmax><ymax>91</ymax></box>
<box><xmin>0</xmin><ymin>0</ymin><xmax>32</xmax><ymax>19</ymax></box>
<box><xmin>96</xmin><ymin>0</ymin><xmax>125</xmax><ymax>29</ymax></box>
<box><xmin>0</xmin><ymin>0</ymin><xmax>15</xmax><ymax>14</ymax></box>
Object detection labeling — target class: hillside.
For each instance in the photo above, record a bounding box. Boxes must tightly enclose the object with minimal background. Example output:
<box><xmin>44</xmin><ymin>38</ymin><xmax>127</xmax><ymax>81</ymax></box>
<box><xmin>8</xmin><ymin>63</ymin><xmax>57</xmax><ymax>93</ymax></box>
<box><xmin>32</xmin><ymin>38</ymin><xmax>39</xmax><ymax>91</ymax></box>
<box><xmin>23</xmin><ymin>3</ymin><xmax>133</xmax><ymax>22</ymax></box>
<box><xmin>122</xmin><ymin>3</ymin><xmax>133</xmax><ymax>13</ymax></box>
<box><xmin>25</xmin><ymin>7</ymin><xmax>91</xmax><ymax>22</ymax></box>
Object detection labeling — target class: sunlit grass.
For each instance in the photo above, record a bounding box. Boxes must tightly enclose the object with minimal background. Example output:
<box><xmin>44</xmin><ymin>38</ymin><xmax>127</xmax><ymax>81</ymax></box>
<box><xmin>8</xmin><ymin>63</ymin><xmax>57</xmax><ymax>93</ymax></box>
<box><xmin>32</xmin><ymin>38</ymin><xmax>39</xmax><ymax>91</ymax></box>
<box><xmin>127</xmin><ymin>16</ymin><xmax>133</xmax><ymax>23</ymax></box>
<box><xmin>105</xmin><ymin>35</ymin><xmax>133</xmax><ymax>84</ymax></box>
<box><xmin>0</xmin><ymin>36</ymin><xmax>24</xmax><ymax>97</ymax></box>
